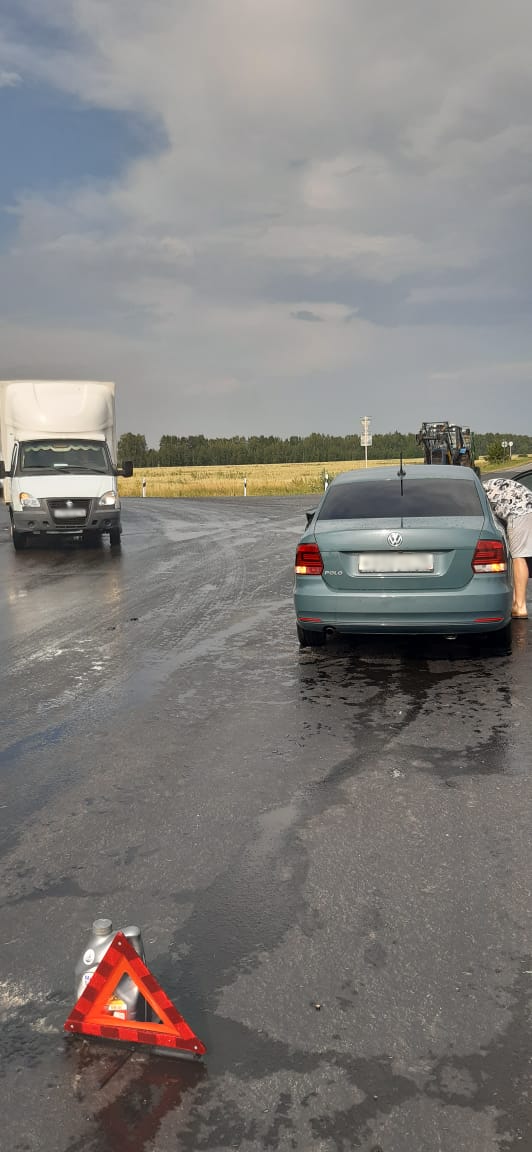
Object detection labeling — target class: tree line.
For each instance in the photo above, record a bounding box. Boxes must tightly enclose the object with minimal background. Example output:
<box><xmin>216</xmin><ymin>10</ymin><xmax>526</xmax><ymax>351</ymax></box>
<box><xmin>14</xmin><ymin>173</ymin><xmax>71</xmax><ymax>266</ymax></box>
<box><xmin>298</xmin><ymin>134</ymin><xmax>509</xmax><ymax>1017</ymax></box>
<box><xmin>117</xmin><ymin>430</ymin><xmax>532</xmax><ymax>468</ymax></box>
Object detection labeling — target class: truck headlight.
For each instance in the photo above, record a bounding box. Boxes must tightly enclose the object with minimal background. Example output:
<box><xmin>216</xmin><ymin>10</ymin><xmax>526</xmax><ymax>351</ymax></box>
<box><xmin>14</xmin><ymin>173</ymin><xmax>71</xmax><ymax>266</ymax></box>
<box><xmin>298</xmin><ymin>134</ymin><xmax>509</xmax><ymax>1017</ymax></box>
<box><xmin>98</xmin><ymin>491</ymin><xmax>119</xmax><ymax>508</ymax></box>
<box><xmin>20</xmin><ymin>492</ymin><xmax>42</xmax><ymax>509</ymax></box>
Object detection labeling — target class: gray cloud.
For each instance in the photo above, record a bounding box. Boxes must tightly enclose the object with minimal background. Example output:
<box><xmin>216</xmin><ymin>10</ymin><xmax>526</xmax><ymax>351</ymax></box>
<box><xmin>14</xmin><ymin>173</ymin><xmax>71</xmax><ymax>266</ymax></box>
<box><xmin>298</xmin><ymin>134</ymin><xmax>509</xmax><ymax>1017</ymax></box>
<box><xmin>291</xmin><ymin>310</ymin><xmax>323</xmax><ymax>323</ymax></box>
<box><xmin>1</xmin><ymin>1</ymin><xmax>532</xmax><ymax>441</ymax></box>
<box><xmin>0</xmin><ymin>69</ymin><xmax>21</xmax><ymax>87</ymax></box>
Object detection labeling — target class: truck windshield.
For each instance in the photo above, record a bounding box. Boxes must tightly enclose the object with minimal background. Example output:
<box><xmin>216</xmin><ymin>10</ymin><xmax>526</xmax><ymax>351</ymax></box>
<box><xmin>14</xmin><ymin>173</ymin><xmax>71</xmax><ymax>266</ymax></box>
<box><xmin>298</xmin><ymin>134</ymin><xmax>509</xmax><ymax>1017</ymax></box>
<box><xmin>17</xmin><ymin>440</ymin><xmax>110</xmax><ymax>474</ymax></box>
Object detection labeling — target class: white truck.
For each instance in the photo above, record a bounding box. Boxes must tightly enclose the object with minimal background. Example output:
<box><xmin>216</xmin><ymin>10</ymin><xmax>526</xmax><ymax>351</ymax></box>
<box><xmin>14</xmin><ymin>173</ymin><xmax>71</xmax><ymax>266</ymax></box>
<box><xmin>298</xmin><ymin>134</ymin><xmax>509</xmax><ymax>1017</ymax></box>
<box><xmin>0</xmin><ymin>380</ymin><xmax>133</xmax><ymax>550</ymax></box>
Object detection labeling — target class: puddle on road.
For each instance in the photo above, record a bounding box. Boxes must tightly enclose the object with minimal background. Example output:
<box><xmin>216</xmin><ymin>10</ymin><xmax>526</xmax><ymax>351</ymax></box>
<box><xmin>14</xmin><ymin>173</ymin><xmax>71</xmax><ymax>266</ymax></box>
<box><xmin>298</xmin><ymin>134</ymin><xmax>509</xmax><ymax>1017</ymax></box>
<box><xmin>250</xmin><ymin>802</ymin><xmax>301</xmax><ymax>861</ymax></box>
<box><xmin>294</xmin><ymin>631</ymin><xmax>528</xmax><ymax>782</ymax></box>
<box><xmin>1</xmin><ymin>988</ymin><xmax>206</xmax><ymax>1152</ymax></box>
<box><xmin>65</xmin><ymin>1040</ymin><xmax>205</xmax><ymax>1152</ymax></box>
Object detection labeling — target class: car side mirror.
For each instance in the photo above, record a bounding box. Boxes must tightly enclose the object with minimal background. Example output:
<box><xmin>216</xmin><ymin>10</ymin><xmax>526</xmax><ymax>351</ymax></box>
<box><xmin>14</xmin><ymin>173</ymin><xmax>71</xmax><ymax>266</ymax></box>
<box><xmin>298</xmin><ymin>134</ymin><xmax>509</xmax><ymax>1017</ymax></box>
<box><xmin>121</xmin><ymin>460</ymin><xmax>134</xmax><ymax>478</ymax></box>
<box><xmin>0</xmin><ymin>461</ymin><xmax>6</xmax><ymax>480</ymax></box>
<box><xmin>305</xmin><ymin>508</ymin><xmax>316</xmax><ymax>527</ymax></box>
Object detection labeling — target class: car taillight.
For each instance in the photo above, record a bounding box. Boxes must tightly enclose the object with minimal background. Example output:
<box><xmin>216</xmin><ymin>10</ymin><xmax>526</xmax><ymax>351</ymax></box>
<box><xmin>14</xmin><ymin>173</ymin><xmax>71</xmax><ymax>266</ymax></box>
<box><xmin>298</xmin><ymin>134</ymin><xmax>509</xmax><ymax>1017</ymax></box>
<box><xmin>472</xmin><ymin>539</ymin><xmax>507</xmax><ymax>573</ymax></box>
<box><xmin>295</xmin><ymin>543</ymin><xmax>324</xmax><ymax>576</ymax></box>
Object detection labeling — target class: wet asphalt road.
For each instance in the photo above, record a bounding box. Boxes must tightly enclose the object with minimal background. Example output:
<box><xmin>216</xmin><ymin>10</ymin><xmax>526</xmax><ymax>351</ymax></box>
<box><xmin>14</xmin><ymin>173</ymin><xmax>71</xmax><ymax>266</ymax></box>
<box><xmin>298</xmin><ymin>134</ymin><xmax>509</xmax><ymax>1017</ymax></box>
<box><xmin>0</xmin><ymin>496</ymin><xmax>531</xmax><ymax>1152</ymax></box>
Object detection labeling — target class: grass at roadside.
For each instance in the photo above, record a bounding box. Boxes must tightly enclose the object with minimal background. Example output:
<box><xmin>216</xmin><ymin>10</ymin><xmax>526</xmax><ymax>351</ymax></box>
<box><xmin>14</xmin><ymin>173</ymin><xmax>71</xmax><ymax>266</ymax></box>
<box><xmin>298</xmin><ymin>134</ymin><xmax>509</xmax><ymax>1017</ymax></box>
<box><xmin>118</xmin><ymin>455</ymin><xmax>532</xmax><ymax>499</ymax></box>
<box><xmin>118</xmin><ymin>459</ymin><xmax>426</xmax><ymax>498</ymax></box>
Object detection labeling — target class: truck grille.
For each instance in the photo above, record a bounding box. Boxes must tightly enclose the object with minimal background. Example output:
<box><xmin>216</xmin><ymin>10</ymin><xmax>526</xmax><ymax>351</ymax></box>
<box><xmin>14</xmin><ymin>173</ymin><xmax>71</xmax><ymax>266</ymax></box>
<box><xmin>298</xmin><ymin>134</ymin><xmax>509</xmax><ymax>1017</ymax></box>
<box><xmin>47</xmin><ymin>498</ymin><xmax>91</xmax><ymax>526</ymax></box>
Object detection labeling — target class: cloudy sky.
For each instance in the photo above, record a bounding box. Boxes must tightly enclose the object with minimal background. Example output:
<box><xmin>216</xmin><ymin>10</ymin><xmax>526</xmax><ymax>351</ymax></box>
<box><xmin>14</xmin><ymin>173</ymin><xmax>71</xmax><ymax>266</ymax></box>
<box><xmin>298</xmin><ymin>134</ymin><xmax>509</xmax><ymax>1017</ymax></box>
<box><xmin>1</xmin><ymin>1</ymin><xmax>532</xmax><ymax>445</ymax></box>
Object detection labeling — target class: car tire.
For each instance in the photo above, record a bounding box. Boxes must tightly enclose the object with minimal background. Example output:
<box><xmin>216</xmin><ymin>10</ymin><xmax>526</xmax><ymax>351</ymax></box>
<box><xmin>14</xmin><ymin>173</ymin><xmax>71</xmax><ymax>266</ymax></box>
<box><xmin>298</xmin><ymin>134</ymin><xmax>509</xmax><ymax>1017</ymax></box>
<box><xmin>297</xmin><ymin>624</ymin><xmax>326</xmax><ymax>648</ymax></box>
<box><xmin>11</xmin><ymin>525</ymin><xmax>27</xmax><ymax>551</ymax></box>
<box><xmin>82</xmin><ymin>530</ymin><xmax>100</xmax><ymax>548</ymax></box>
<box><xmin>494</xmin><ymin>622</ymin><xmax>513</xmax><ymax>651</ymax></box>
<box><xmin>109</xmin><ymin>527</ymin><xmax>121</xmax><ymax>548</ymax></box>
<box><xmin>473</xmin><ymin>623</ymin><xmax>512</xmax><ymax>654</ymax></box>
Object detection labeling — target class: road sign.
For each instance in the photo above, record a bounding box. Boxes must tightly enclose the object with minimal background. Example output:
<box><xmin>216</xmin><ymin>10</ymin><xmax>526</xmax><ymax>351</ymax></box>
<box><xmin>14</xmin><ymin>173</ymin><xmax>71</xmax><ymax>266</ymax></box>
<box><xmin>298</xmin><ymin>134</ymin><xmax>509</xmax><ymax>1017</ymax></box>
<box><xmin>64</xmin><ymin>932</ymin><xmax>206</xmax><ymax>1057</ymax></box>
<box><xmin>360</xmin><ymin>435</ymin><xmax>373</xmax><ymax>447</ymax></box>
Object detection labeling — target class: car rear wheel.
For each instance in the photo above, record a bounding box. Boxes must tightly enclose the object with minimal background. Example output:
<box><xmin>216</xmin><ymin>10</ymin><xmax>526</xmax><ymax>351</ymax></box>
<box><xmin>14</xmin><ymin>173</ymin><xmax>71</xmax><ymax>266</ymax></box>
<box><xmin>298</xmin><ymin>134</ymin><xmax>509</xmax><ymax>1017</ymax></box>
<box><xmin>472</xmin><ymin>622</ymin><xmax>512</xmax><ymax>654</ymax></box>
<box><xmin>297</xmin><ymin>624</ymin><xmax>326</xmax><ymax>648</ymax></box>
<box><xmin>492</xmin><ymin>622</ymin><xmax>513</xmax><ymax>651</ymax></box>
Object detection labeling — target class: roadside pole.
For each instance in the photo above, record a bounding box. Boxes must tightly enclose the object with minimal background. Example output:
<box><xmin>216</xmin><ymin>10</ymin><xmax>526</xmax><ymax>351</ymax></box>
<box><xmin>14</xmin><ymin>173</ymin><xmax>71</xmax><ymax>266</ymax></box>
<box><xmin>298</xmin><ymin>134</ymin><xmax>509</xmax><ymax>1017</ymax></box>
<box><xmin>360</xmin><ymin>416</ymin><xmax>372</xmax><ymax>469</ymax></box>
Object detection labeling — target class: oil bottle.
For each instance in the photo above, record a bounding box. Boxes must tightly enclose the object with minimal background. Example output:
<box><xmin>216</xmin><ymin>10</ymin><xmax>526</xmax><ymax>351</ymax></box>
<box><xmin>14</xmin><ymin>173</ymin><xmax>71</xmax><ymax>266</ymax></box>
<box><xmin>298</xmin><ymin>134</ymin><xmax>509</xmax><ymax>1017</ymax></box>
<box><xmin>74</xmin><ymin>917</ymin><xmax>149</xmax><ymax>1021</ymax></box>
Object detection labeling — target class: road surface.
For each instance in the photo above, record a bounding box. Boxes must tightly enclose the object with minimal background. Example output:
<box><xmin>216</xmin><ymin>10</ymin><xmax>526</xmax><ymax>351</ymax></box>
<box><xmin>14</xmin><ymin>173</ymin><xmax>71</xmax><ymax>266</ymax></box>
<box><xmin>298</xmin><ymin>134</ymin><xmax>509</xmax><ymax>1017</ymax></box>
<box><xmin>0</xmin><ymin>497</ymin><xmax>530</xmax><ymax>1151</ymax></box>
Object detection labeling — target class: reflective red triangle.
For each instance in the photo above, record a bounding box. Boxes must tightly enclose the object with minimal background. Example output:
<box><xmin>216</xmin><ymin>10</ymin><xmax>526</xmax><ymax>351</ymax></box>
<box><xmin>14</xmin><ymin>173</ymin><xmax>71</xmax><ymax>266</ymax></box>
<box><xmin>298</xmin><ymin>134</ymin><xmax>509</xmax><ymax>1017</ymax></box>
<box><xmin>64</xmin><ymin>932</ymin><xmax>206</xmax><ymax>1056</ymax></box>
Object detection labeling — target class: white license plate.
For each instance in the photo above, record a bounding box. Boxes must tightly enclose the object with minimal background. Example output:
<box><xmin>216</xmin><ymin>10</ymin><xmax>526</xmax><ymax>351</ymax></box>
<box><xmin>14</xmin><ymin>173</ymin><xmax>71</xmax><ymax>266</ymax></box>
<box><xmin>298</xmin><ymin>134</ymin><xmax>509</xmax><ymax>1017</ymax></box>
<box><xmin>358</xmin><ymin>552</ymin><xmax>434</xmax><ymax>573</ymax></box>
<box><xmin>53</xmin><ymin>508</ymin><xmax>83</xmax><ymax>519</ymax></box>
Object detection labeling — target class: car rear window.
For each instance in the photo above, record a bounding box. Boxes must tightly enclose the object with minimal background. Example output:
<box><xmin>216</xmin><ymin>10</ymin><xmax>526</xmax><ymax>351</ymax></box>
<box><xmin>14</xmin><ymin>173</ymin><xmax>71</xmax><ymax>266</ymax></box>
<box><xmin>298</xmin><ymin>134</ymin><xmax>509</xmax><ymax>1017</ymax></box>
<box><xmin>318</xmin><ymin>478</ymin><xmax>483</xmax><ymax>520</ymax></box>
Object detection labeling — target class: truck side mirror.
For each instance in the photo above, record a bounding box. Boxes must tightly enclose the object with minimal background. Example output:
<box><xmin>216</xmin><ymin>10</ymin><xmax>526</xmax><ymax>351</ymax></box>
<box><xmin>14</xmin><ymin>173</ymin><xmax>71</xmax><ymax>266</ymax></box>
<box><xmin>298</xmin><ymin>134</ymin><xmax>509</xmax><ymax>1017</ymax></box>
<box><xmin>121</xmin><ymin>460</ymin><xmax>134</xmax><ymax>478</ymax></box>
<box><xmin>0</xmin><ymin>461</ymin><xmax>6</xmax><ymax>480</ymax></box>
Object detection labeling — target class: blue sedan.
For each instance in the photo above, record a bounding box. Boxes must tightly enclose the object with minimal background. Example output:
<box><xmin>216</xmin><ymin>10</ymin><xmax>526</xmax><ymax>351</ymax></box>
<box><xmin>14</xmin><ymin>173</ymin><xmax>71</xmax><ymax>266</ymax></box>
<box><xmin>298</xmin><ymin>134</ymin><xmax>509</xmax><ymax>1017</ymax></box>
<box><xmin>294</xmin><ymin>465</ymin><xmax>513</xmax><ymax>648</ymax></box>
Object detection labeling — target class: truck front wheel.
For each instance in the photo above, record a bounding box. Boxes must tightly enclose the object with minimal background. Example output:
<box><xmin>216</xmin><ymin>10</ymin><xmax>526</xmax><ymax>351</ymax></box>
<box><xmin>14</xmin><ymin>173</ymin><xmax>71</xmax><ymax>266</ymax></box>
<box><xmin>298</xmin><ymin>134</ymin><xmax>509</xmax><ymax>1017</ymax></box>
<box><xmin>82</xmin><ymin>530</ymin><xmax>100</xmax><ymax>548</ymax></box>
<box><xmin>109</xmin><ymin>526</ymin><xmax>121</xmax><ymax>548</ymax></box>
<box><xmin>11</xmin><ymin>525</ymin><xmax>27</xmax><ymax>551</ymax></box>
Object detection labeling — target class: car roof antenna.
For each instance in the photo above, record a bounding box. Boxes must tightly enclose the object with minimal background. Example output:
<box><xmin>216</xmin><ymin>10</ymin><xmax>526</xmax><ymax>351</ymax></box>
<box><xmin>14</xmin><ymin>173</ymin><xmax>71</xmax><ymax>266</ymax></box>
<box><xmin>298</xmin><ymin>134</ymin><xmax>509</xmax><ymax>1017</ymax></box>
<box><xmin>397</xmin><ymin>453</ymin><xmax>406</xmax><ymax>495</ymax></box>
<box><xmin>396</xmin><ymin>453</ymin><xmax>405</xmax><ymax>527</ymax></box>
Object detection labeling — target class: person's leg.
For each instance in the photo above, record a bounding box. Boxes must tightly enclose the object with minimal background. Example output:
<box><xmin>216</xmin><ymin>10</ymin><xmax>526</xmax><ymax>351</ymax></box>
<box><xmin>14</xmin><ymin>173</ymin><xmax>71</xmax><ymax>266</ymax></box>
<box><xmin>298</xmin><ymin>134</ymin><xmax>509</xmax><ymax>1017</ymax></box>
<box><xmin>512</xmin><ymin>557</ymin><xmax>529</xmax><ymax>616</ymax></box>
<box><xmin>506</xmin><ymin>513</ymin><xmax>532</xmax><ymax>617</ymax></box>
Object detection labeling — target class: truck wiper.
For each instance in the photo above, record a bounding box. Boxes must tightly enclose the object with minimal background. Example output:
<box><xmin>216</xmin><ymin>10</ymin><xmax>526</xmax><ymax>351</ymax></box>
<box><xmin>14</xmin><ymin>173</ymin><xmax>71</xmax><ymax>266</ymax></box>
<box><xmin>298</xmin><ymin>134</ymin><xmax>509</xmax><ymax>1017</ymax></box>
<box><xmin>52</xmin><ymin>465</ymin><xmax>109</xmax><ymax>473</ymax></box>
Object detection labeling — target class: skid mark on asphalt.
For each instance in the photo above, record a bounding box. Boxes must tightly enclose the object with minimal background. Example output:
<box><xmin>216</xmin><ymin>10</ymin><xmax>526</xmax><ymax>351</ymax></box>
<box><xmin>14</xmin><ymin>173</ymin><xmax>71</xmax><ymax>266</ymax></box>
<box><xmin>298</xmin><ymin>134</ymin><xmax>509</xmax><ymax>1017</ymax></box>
<box><xmin>0</xmin><ymin>722</ymin><xmax>67</xmax><ymax>767</ymax></box>
<box><xmin>1</xmin><ymin>872</ymin><xmax>112</xmax><ymax>909</ymax></box>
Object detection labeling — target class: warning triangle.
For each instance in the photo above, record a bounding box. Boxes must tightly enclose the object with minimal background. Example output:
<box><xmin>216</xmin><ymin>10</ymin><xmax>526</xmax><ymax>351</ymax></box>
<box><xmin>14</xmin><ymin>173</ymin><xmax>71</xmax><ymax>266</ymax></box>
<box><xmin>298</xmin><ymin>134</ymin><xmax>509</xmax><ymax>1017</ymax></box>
<box><xmin>64</xmin><ymin>932</ymin><xmax>206</xmax><ymax>1057</ymax></box>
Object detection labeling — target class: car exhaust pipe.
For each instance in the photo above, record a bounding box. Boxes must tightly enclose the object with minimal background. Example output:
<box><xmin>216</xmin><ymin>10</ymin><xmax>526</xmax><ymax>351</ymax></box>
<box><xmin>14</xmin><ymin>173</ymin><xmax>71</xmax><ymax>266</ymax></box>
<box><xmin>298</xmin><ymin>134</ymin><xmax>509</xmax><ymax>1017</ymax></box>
<box><xmin>325</xmin><ymin>626</ymin><xmax>337</xmax><ymax>639</ymax></box>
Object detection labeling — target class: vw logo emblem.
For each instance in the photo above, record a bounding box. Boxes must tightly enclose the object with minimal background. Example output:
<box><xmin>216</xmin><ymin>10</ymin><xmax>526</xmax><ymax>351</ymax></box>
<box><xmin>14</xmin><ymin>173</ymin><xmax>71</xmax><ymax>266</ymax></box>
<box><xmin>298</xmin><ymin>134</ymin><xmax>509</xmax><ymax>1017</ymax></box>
<box><xmin>387</xmin><ymin>532</ymin><xmax>403</xmax><ymax>548</ymax></box>
<box><xmin>66</xmin><ymin>500</ymin><xmax>74</xmax><ymax>508</ymax></box>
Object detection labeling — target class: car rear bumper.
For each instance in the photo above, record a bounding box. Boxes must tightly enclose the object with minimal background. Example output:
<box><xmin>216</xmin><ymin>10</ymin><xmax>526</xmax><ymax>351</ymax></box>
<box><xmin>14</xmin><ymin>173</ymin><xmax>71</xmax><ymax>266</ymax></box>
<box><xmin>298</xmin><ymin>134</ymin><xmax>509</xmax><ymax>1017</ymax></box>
<box><xmin>294</xmin><ymin>578</ymin><xmax>512</xmax><ymax>634</ymax></box>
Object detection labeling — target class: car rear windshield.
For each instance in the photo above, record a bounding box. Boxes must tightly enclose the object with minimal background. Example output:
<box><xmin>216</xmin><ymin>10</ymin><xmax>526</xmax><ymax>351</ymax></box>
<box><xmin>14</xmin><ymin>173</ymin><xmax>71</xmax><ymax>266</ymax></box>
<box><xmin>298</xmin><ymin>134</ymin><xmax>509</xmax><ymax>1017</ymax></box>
<box><xmin>318</xmin><ymin>478</ymin><xmax>483</xmax><ymax>520</ymax></box>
